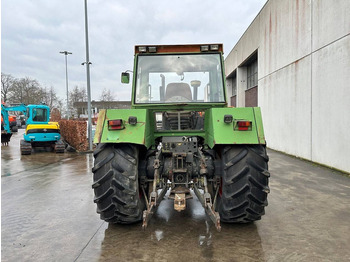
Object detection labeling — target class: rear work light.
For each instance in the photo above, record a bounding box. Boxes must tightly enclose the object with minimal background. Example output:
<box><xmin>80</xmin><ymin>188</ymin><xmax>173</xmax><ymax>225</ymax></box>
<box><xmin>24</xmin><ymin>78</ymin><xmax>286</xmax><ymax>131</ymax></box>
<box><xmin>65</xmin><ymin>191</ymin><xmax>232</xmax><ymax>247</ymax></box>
<box><xmin>200</xmin><ymin>45</ymin><xmax>209</xmax><ymax>52</ymax></box>
<box><xmin>138</xmin><ymin>46</ymin><xmax>147</xmax><ymax>53</ymax></box>
<box><xmin>201</xmin><ymin>45</ymin><xmax>219</xmax><ymax>52</ymax></box>
<box><xmin>210</xmin><ymin>44</ymin><xmax>219</xmax><ymax>50</ymax></box>
<box><xmin>108</xmin><ymin>119</ymin><xmax>124</xmax><ymax>130</ymax></box>
<box><xmin>128</xmin><ymin>116</ymin><xmax>137</xmax><ymax>125</ymax></box>
<box><xmin>234</xmin><ymin>120</ymin><xmax>252</xmax><ymax>131</ymax></box>
<box><xmin>148</xmin><ymin>46</ymin><xmax>157</xmax><ymax>53</ymax></box>
<box><xmin>224</xmin><ymin>114</ymin><xmax>233</xmax><ymax>123</ymax></box>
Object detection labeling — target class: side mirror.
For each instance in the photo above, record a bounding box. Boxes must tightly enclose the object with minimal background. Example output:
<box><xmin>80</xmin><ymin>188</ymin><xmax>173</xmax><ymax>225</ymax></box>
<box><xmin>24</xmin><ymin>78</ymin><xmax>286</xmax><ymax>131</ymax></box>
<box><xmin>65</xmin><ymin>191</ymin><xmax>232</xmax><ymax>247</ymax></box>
<box><xmin>121</xmin><ymin>72</ymin><xmax>130</xmax><ymax>84</ymax></box>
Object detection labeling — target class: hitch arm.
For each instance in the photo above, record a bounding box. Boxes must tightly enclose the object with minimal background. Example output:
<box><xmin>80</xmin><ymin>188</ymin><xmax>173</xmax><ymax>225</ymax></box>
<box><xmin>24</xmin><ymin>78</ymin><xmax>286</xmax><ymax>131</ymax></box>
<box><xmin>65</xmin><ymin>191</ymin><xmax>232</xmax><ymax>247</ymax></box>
<box><xmin>142</xmin><ymin>186</ymin><xmax>167</xmax><ymax>230</ymax></box>
<box><xmin>142</xmin><ymin>150</ymin><xmax>167</xmax><ymax>230</ymax></box>
<box><xmin>193</xmin><ymin>177</ymin><xmax>221</xmax><ymax>232</ymax></box>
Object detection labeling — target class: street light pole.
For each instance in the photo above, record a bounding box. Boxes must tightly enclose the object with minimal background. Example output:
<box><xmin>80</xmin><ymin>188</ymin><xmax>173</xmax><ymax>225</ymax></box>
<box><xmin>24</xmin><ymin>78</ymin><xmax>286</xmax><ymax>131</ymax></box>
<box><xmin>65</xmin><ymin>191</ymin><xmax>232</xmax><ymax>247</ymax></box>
<box><xmin>59</xmin><ymin>51</ymin><xmax>72</xmax><ymax>119</ymax></box>
<box><xmin>83</xmin><ymin>0</ymin><xmax>93</xmax><ymax>151</ymax></box>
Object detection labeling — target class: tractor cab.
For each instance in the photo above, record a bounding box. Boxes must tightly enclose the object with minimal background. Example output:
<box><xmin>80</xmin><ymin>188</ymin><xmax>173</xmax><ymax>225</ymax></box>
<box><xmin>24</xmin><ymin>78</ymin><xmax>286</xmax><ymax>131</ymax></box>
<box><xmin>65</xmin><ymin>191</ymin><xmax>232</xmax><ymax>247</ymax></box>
<box><xmin>122</xmin><ymin>44</ymin><xmax>226</xmax><ymax>108</ymax></box>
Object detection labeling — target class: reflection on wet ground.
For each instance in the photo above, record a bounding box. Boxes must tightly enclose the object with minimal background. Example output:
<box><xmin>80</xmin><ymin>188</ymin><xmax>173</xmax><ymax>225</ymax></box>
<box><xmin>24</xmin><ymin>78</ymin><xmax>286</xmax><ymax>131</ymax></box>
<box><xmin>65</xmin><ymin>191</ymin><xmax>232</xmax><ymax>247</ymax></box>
<box><xmin>2</xmin><ymin>129</ymin><xmax>350</xmax><ymax>261</ymax></box>
<box><xmin>85</xmin><ymin>195</ymin><xmax>265</xmax><ymax>262</ymax></box>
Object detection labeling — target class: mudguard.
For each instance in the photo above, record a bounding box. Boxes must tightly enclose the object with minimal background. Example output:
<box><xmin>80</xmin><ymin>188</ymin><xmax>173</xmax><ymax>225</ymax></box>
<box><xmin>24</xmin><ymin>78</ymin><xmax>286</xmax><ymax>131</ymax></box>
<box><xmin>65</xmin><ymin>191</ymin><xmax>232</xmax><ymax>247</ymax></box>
<box><xmin>204</xmin><ymin>107</ymin><xmax>266</xmax><ymax>148</ymax></box>
<box><xmin>94</xmin><ymin>109</ymin><xmax>152</xmax><ymax>148</ymax></box>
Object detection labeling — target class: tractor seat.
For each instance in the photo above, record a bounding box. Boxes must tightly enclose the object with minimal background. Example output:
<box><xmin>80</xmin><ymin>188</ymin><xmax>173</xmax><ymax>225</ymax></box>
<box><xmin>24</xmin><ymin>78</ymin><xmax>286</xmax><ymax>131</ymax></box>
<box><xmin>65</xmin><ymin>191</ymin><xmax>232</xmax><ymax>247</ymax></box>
<box><xmin>165</xmin><ymin>83</ymin><xmax>192</xmax><ymax>101</ymax></box>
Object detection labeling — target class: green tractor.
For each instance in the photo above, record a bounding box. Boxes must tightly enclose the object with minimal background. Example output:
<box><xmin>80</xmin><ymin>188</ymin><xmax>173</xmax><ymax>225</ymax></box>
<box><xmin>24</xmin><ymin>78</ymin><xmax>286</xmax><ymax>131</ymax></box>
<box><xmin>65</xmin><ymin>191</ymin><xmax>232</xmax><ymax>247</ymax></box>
<box><xmin>92</xmin><ymin>44</ymin><xmax>270</xmax><ymax>231</ymax></box>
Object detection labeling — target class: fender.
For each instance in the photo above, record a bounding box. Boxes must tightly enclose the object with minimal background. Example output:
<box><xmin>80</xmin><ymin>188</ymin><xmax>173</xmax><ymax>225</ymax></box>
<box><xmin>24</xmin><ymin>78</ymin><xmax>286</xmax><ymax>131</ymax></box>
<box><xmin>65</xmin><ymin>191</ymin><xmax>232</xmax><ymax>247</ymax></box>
<box><xmin>94</xmin><ymin>109</ymin><xmax>152</xmax><ymax>148</ymax></box>
<box><xmin>204</xmin><ymin>107</ymin><xmax>266</xmax><ymax>148</ymax></box>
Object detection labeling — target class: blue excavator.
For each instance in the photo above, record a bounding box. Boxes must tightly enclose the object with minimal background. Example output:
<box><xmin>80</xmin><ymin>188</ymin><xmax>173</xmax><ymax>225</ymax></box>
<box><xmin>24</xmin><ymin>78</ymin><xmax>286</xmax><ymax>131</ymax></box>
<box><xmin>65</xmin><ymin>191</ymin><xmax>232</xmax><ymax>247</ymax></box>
<box><xmin>1</xmin><ymin>103</ymin><xmax>65</xmax><ymax>154</ymax></box>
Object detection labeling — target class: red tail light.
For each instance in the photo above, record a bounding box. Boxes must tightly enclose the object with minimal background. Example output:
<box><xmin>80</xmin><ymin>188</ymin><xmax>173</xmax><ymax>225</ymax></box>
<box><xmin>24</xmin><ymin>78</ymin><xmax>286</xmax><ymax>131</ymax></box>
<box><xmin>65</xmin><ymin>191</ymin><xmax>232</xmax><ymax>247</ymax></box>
<box><xmin>108</xmin><ymin>119</ymin><xmax>124</xmax><ymax>130</ymax></box>
<box><xmin>235</xmin><ymin>121</ymin><xmax>252</xmax><ymax>131</ymax></box>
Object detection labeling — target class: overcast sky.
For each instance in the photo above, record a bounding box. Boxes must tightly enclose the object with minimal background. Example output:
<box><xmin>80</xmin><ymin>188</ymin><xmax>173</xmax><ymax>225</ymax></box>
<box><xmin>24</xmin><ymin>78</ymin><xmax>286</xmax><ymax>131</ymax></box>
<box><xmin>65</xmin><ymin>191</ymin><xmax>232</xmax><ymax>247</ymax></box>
<box><xmin>1</xmin><ymin>0</ymin><xmax>267</xmax><ymax>101</ymax></box>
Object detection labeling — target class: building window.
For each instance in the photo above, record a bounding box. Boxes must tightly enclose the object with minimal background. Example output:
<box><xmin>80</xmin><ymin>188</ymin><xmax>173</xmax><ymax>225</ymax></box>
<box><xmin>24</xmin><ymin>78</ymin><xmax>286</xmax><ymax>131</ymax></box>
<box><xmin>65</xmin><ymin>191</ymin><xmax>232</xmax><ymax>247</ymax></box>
<box><xmin>247</xmin><ymin>60</ymin><xmax>258</xmax><ymax>89</ymax></box>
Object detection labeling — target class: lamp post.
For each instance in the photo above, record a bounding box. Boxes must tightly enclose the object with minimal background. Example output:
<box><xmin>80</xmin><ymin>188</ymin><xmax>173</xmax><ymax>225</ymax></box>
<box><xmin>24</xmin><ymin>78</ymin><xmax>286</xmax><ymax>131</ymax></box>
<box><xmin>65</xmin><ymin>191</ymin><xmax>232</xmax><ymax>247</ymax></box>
<box><xmin>83</xmin><ymin>0</ymin><xmax>93</xmax><ymax>151</ymax></box>
<box><xmin>59</xmin><ymin>51</ymin><xmax>72</xmax><ymax>119</ymax></box>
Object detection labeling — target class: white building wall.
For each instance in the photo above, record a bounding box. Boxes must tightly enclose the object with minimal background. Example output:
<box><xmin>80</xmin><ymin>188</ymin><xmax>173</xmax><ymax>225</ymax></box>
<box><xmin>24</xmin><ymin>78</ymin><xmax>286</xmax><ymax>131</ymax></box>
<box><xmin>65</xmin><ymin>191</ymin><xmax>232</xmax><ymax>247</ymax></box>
<box><xmin>259</xmin><ymin>56</ymin><xmax>312</xmax><ymax>159</ymax></box>
<box><xmin>225</xmin><ymin>0</ymin><xmax>350</xmax><ymax>173</ymax></box>
<box><xmin>258</xmin><ymin>0</ymin><xmax>311</xmax><ymax>77</ymax></box>
<box><xmin>311</xmin><ymin>36</ymin><xmax>350</xmax><ymax>171</ymax></box>
<box><xmin>312</xmin><ymin>0</ymin><xmax>350</xmax><ymax>51</ymax></box>
<box><xmin>226</xmin><ymin>77</ymin><xmax>233</xmax><ymax>100</ymax></box>
<box><xmin>237</xmin><ymin>67</ymin><xmax>247</xmax><ymax>107</ymax></box>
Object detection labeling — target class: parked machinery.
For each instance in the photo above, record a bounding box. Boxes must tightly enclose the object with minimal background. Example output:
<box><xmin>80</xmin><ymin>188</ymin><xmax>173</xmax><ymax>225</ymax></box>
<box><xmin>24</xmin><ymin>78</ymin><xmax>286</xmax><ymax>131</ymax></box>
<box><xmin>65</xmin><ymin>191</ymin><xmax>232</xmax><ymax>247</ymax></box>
<box><xmin>1</xmin><ymin>103</ymin><xmax>65</xmax><ymax>154</ymax></box>
<box><xmin>92</xmin><ymin>44</ymin><xmax>270</xmax><ymax>231</ymax></box>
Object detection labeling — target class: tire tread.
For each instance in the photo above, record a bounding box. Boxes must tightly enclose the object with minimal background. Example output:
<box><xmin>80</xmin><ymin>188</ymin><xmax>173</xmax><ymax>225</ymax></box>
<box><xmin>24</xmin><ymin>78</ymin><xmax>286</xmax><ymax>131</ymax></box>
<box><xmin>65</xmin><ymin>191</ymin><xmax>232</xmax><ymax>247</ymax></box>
<box><xmin>92</xmin><ymin>143</ymin><xmax>144</xmax><ymax>224</ymax></box>
<box><xmin>218</xmin><ymin>145</ymin><xmax>269</xmax><ymax>223</ymax></box>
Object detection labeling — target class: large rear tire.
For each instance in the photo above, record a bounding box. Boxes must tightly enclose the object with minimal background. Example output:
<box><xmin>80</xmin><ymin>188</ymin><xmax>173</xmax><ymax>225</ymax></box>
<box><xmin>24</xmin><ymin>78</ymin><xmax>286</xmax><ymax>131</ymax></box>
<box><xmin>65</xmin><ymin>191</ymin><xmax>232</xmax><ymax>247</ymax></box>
<box><xmin>92</xmin><ymin>143</ymin><xmax>145</xmax><ymax>224</ymax></box>
<box><xmin>217</xmin><ymin>145</ymin><xmax>270</xmax><ymax>223</ymax></box>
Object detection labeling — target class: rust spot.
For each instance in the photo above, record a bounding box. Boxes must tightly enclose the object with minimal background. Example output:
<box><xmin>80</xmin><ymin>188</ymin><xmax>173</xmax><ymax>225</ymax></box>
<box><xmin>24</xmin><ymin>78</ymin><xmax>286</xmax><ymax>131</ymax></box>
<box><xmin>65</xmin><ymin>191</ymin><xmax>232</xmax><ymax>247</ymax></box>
<box><xmin>296</xmin><ymin>0</ymin><xmax>299</xmax><ymax>12</ymax></box>
<box><xmin>295</xmin><ymin>0</ymin><xmax>299</xmax><ymax>39</ymax></box>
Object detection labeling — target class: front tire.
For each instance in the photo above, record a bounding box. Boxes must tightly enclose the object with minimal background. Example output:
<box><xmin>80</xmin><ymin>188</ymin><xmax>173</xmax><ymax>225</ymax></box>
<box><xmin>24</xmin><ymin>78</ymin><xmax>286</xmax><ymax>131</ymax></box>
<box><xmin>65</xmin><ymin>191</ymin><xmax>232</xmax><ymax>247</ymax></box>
<box><xmin>92</xmin><ymin>143</ymin><xmax>145</xmax><ymax>224</ymax></box>
<box><xmin>217</xmin><ymin>145</ymin><xmax>270</xmax><ymax>223</ymax></box>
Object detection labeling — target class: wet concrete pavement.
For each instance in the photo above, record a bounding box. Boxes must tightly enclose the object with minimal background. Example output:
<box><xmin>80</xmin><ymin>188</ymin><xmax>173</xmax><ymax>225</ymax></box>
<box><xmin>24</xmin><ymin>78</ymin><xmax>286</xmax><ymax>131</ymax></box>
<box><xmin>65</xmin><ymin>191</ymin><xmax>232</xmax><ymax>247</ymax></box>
<box><xmin>2</xmin><ymin>129</ymin><xmax>350</xmax><ymax>262</ymax></box>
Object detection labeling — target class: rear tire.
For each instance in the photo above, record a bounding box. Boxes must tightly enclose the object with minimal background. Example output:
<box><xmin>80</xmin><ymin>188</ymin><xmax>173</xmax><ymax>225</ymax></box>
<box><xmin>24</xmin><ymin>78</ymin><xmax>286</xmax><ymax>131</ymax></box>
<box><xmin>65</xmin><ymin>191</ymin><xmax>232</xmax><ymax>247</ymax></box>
<box><xmin>92</xmin><ymin>143</ymin><xmax>145</xmax><ymax>224</ymax></box>
<box><xmin>217</xmin><ymin>145</ymin><xmax>270</xmax><ymax>223</ymax></box>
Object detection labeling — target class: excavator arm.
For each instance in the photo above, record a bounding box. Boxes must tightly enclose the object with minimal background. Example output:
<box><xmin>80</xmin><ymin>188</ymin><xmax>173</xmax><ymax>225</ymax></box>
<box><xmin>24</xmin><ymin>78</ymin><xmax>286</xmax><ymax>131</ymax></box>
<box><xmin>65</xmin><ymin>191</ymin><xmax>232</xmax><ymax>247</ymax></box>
<box><xmin>1</xmin><ymin>104</ymin><xmax>27</xmax><ymax>144</ymax></box>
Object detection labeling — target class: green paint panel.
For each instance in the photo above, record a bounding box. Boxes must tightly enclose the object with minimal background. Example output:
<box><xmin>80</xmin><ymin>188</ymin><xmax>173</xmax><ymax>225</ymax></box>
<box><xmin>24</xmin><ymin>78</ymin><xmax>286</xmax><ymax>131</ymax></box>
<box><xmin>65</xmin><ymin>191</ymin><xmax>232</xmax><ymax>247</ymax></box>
<box><xmin>253</xmin><ymin>107</ymin><xmax>266</xmax><ymax>144</ymax></box>
<box><xmin>205</xmin><ymin>107</ymin><xmax>265</xmax><ymax>148</ymax></box>
<box><xmin>98</xmin><ymin>109</ymin><xmax>152</xmax><ymax>148</ymax></box>
<box><xmin>93</xmin><ymin>110</ymin><xmax>106</xmax><ymax>144</ymax></box>
<box><xmin>95</xmin><ymin>107</ymin><xmax>266</xmax><ymax>149</ymax></box>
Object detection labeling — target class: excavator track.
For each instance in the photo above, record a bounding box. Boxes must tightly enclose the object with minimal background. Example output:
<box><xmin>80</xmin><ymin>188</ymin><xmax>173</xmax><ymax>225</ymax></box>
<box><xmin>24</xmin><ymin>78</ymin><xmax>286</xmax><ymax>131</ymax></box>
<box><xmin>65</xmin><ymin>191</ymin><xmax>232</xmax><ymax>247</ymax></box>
<box><xmin>20</xmin><ymin>139</ymin><xmax>32</xmax><ymax>155</ymax></box>
<box><xmin>54</xmin><ymin>140</ymin><xmax>65</xmax><ymax>153</ymax></box>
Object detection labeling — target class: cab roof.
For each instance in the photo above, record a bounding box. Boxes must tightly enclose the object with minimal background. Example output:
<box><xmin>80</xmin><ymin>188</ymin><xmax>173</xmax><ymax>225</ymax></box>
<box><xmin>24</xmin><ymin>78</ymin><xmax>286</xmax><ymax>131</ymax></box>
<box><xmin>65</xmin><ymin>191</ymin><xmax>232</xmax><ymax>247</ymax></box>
<box><xmin>134</xmin><ymin>44</ymin><xmax>223</xmax><ymax>54</ymax></box>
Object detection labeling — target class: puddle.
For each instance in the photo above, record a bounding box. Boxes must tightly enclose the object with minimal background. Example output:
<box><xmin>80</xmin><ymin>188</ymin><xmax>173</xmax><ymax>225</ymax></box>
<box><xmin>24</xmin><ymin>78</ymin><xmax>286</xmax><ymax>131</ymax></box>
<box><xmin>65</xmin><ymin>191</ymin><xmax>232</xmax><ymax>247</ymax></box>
<box><xmin>154</xmin><ymin>230</ymin><xmax>164</xmax><ymax>241</ymax></box>
<box><xmin>198</xmin><ymin>221</ymin><xmax>212</xmax><ymax>246</ymax></box>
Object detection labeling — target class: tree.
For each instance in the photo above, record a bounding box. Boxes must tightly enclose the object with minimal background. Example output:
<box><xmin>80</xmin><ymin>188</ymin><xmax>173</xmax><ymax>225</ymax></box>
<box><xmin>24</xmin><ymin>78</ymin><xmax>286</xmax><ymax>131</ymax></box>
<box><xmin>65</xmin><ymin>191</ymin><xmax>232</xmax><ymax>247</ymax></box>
<box><xmin>42</xmin><ymin>86</ymin><xmax>60</xmax><ymax>110</ymax></box>
<box><xmin>99</xmin><ymin>88</ymin><xmax>115</xmax><ymax>101</ymax></box>
<box><xmin>2</xmin><ymin>73</ymin><xmax>63</xmax><ymax>117</ymax></box>
<box><xmin>2</xmin><ymin>74</ymin><xmax>63</xmax><ymax>117</ymax></box>
<box><xmin>69</xmin><ymin>85</ymin><xmax>87</xmax><ymax>118</ymax></box>
<box><xmin>69</xmin><ymin>85</ymin><xmax>87</xmax><ymax>103</ymax></box>
<box><xmin>8</xmin><ymin>77</ymin><xmax>42</xmax><ymax>104</ymax></box>
<box><xmin>1</xmin><ymin>73</ymin><xmax>14</xmax><ymax>103</ymax></box>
